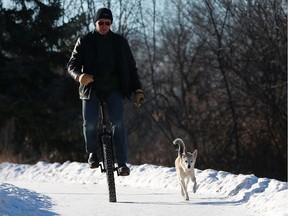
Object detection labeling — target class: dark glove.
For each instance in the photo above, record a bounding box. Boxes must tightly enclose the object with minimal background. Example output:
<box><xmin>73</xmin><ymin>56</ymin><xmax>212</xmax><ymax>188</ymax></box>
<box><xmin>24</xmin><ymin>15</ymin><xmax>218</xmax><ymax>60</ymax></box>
<box><xmin>134</xmin><ymin>89</ymin><xmax>144</xmax><ymax>107</ymax></box>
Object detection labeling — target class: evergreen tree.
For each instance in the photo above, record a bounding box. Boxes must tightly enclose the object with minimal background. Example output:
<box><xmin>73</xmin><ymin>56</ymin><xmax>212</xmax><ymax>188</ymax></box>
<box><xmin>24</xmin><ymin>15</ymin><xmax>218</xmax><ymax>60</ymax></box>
<box><xmin>0</xmin><ymin>0</ymin><xmax>85</xmax><ymax>162</ymax></box>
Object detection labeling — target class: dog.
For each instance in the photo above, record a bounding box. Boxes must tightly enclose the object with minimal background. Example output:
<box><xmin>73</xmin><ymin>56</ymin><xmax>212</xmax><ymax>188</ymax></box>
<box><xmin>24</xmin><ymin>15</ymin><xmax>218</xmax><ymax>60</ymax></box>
<box><xmin>173</xmin><ymin>138</ymin><xmax>198</xmax><ymax>201</ymax></box>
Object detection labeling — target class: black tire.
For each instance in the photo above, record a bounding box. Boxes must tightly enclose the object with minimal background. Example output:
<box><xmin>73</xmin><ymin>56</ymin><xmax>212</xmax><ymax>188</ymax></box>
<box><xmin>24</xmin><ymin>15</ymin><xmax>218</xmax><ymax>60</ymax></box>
<box><xmin>102</xmin><ymin>134</ymin><xmax>117</xmax><ymax>202</ymax></box>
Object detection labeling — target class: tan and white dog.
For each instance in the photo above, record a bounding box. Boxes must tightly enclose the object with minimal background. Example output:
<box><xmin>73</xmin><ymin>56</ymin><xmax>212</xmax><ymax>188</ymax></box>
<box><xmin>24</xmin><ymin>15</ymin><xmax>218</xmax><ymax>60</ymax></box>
<box><xmin>173</xmin><ymin>138</ymin><xmax>198</xmax><ymax>201</ymax></box>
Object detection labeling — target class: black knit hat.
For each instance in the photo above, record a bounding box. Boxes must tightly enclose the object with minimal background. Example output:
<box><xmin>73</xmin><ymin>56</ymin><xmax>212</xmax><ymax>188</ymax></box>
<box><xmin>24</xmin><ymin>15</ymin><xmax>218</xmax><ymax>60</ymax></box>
<box><xmin>94</xmin><ymin>8</ymin><xmax>113</xmax><ymax>23</ymax></box>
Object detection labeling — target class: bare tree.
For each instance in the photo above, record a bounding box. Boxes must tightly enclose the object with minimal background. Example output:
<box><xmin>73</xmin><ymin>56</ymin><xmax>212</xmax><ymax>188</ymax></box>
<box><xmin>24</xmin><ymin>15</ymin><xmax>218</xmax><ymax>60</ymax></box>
<box><xmin>186</xmin><ymin>0</ymin><xmax>287</xmax><ymax>178</ymax></box>
<box><xmin>201</xmin><ymin>0</ymin><xmax>241</xmax><ymax>167</ymax></box>
<box><xmin>227</xmin><ymin>0</ymin><xmax>287</xmax><ymax>177</ymax></box>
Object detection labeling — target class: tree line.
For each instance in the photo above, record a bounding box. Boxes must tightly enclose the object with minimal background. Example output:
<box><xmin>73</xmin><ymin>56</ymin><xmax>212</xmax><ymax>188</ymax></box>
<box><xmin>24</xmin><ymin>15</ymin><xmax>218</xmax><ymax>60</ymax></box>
<box><xmin>0</xmin><ymin>0</ymin><xmax>286</xmax><ymax>181</ymax></box>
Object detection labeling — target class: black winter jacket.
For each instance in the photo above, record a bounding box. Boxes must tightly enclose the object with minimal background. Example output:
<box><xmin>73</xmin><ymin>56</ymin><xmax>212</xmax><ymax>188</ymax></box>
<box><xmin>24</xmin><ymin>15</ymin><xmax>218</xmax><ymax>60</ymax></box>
<box><xmin>67</xmin><ymin>30</ymin><xmax>142</xmax><ymax>100</ymax></box>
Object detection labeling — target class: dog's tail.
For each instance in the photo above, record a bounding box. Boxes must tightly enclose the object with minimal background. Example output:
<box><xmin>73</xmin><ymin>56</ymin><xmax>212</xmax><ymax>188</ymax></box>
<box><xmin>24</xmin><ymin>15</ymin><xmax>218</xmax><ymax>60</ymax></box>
<box><xmin>173</xmin><ymin>138</ymin><xmax>186</xmax><ymax>156</ymax></box>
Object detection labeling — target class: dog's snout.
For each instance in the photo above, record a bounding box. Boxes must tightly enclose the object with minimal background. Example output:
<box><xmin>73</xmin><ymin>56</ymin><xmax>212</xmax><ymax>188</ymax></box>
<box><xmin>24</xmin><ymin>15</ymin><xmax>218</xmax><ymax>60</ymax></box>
<box><xmin>188</xmin><ymin>165</ymin><xmax>191</xmax><ymax>169</ymax></box>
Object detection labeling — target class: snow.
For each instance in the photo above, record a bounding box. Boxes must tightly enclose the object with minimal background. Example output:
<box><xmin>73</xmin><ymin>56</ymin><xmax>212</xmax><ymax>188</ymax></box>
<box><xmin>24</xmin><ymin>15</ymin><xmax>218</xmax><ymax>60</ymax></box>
<box><xmin>0</xmin><ymin>161</ymin><xmax>287</xmax><ymax>216</ymax></box>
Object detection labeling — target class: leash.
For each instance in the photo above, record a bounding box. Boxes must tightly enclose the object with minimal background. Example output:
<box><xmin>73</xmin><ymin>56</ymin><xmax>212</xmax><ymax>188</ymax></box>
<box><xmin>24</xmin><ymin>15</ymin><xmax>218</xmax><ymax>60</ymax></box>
<box><xmin>140</xmin><ymin>102</ymin><xmax>177</xmax><ymax>150</ymax></box>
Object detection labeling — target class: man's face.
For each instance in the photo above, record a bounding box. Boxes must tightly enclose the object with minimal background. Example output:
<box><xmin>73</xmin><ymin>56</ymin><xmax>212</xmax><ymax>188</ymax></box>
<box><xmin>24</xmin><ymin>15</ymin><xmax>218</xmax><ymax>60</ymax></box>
<box><xmin>96</xmin><ymin>18</ymin><xmax>111</xmax><ymax>35</ymax></box>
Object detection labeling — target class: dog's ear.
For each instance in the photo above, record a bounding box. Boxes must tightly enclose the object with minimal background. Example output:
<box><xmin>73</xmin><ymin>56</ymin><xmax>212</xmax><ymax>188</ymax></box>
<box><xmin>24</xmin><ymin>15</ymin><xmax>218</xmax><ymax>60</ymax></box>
<box><xmin>193</xmin><ymin>149</ymin><xmax>198</xmax><ymax>159</ymax></box>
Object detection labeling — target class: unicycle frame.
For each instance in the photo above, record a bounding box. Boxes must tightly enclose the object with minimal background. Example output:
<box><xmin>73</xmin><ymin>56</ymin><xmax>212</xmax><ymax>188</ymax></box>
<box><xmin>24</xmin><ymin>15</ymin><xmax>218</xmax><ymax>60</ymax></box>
<box><xmin>98</xmin><ymin>98</ymin><xmax>118</xmax><ymax>202</ymax></box>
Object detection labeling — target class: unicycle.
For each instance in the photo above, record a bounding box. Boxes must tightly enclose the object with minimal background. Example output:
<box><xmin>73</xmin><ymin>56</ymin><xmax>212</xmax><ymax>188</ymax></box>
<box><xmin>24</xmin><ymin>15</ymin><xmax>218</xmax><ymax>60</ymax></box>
<box><xmin>98</xmin><ymin>96</ymin><xmax>118</xmax><ymax>202</ymax></box>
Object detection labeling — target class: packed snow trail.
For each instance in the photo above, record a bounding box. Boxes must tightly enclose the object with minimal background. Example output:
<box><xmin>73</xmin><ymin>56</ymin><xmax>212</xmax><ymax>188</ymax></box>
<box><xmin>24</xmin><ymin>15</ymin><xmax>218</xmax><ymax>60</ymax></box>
<box><xmin>2</xmin><ymin>180</ymin><xmax>257</xmax><ymax>216</ymax></box>
<box><xmin>0</xmin><ymin>161</ymin><xmax>287</xmax><ymax>216</ymax></box>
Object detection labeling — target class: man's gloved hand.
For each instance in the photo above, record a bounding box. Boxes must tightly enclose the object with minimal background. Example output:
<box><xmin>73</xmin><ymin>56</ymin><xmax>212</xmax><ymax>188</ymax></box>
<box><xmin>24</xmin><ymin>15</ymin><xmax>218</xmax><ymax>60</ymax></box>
<box><xmin>77</xmin><ymin>73</ymin><xmax>94</xmax><ymax>85</ymax></box>
<box><xmin>134</xmin><ymin>89</ymin><xmax>144</xmax><ymax>107</ymax></box>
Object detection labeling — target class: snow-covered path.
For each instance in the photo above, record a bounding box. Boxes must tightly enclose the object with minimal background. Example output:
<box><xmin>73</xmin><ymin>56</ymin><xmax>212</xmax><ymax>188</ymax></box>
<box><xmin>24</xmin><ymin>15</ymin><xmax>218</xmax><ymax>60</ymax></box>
<box><xmin>0</xmin><ymin>161</ymin><xmax>287</xmax><ymax>216</ymax></box>
<box><xmin>4</xmin><ymin>180</ymin><xmax>256</xmax><ymax>216</ymax></box>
